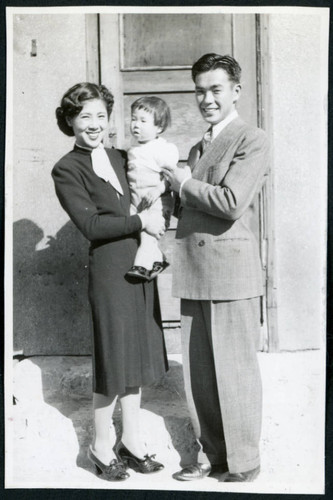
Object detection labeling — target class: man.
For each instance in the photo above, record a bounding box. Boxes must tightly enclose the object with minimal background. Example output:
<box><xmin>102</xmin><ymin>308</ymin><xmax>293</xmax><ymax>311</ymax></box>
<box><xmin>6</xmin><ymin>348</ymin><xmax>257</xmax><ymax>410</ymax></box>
<box><xmin>162</xmin><ymin>53</ymin><xmax>269</xmax><ymax>482</ymax></box>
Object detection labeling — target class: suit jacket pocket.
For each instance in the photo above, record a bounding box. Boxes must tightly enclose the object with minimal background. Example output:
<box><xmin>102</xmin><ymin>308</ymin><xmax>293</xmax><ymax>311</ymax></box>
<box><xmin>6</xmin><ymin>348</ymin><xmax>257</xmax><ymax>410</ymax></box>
<box><xmin>213</xmin><ymin>237</ymin><xmax>250</xmax><ymax>242</ymax></box>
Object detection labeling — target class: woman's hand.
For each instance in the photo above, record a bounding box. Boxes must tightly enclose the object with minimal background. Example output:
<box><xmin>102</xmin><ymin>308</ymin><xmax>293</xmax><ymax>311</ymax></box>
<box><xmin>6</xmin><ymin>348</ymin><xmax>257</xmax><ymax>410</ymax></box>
<box><xmin>139</xmin><ymin>208</ymin><xmax>166</xmax><ymax>239</ymax></box>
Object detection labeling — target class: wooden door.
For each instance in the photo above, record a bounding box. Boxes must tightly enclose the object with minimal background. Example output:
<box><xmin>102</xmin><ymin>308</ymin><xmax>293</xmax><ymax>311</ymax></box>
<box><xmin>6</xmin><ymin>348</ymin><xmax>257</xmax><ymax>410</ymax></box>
<box><xmin>98</xmin><ymin>13</ymin><xmax>268</xmax><ymax>346</ymax></box>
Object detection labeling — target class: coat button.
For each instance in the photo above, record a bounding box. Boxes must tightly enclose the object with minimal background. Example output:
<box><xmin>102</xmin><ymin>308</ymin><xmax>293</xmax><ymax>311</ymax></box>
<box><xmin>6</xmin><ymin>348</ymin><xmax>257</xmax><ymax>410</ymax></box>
<box><xmin>198</xmin><ymin>240</ymin><xmax>205</xmax><ymax>247</ymax></box>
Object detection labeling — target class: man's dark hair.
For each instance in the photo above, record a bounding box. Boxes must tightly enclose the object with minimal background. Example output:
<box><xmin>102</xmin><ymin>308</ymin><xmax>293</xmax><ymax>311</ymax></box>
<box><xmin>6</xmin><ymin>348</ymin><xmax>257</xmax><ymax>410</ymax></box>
<box><xmin>192</xmin><ymin>53</ymin><xmax>242</xmax><ymax>84</ymax></box>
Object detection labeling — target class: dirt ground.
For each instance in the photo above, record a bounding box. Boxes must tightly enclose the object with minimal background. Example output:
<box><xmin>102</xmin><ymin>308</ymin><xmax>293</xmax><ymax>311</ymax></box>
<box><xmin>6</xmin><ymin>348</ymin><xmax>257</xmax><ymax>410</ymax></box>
<box><xmin>6</xmin><ymin>349</ymin><xmax>325</xmax><ymax>494</ymax></box>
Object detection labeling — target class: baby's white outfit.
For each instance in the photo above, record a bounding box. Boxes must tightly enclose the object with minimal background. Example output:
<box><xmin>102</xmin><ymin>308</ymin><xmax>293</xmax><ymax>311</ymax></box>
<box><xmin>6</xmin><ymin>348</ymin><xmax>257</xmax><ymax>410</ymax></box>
<box><xmin>127</xmin><ymin>137</ymin><xmax>179</xmax><ymax>271</ymax></box>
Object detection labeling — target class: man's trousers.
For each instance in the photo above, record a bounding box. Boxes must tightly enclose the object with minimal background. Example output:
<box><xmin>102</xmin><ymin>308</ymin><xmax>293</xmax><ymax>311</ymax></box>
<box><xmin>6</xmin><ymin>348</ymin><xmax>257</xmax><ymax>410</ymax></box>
<box><xmin>181</xmin><ymin>297</ymin><xmax>262</xmax><ymax>473</ymax></box>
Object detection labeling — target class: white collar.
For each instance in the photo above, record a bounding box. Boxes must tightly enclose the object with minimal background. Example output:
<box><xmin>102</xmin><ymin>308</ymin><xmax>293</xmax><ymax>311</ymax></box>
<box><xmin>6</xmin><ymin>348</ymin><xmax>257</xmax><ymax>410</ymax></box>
<box><xmin>211</xmin><ymin>110</ymin><xmax>238</xmax><ymax>141</ymax></box>
<box><xmin>90</xmin><ymin>143</ymin><xmax>123</xmax><ymax>196</ymax></box>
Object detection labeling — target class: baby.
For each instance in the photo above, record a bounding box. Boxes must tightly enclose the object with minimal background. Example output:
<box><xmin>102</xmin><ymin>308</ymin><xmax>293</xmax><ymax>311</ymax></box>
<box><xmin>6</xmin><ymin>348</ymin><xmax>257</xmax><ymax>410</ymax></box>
<box><xmin>126</xmin><ymin>96</ymin><xmax>179</xmax><ymax>280</ymax></box>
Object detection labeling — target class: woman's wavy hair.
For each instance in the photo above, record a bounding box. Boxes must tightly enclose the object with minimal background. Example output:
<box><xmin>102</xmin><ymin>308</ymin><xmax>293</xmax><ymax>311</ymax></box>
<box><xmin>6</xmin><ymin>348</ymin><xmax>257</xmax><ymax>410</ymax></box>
<box><xmin>55</xmin><ymin>83</ymin><xmax>114</xmax><ymax>136</ymax></box>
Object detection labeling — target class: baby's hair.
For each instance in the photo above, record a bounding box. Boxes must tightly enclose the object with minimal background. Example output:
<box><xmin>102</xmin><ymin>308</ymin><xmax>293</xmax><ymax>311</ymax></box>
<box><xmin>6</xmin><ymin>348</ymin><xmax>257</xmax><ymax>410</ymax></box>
<box><xmin>131</xmin><ymin>96</ymin><xmax>171</xmax><ymax>133</ymax></box>
<box><xmin>56</xmin><ymin>82</ymin><xmax>114</xmax><ymax>136</ymax></box>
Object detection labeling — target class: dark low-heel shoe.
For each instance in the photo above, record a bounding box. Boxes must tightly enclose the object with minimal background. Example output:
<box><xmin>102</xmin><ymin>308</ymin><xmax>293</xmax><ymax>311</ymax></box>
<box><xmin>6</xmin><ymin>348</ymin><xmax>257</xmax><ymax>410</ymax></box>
<box><xmin>224</xmin><ymin>465</ymin><xmax>260</xmax><ymax>482</ymax></box>
<box><xmin>88</xmin><ymin>447</ymin><xmax>129</xmax><ymax>481</ymax></box>
<box><xmin>115</xmin><ymin>441</ymin><xmax>164</xmax><ymax>474</ymax></box>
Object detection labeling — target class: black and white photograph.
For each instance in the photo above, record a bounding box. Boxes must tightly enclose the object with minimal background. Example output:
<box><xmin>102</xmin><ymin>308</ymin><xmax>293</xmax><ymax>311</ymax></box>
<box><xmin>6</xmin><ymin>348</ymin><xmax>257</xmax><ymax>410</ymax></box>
<box><xmin>4</xmin><ymin>4</ymin><xmax>328</xmax><ymax>494</ymax></box>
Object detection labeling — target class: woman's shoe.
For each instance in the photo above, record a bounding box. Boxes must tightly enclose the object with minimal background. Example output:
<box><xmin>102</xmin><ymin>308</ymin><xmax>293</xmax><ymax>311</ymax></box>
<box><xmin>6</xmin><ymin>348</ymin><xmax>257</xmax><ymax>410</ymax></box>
<box><xmin>115</xmin><ymin>441</ymin><xmax>164</xmax><ymax>474</ymax></box>
<box><xmin>88</xmin><ymin>447</ymin><xmax>129</xmax><ymax>481</ymax></box>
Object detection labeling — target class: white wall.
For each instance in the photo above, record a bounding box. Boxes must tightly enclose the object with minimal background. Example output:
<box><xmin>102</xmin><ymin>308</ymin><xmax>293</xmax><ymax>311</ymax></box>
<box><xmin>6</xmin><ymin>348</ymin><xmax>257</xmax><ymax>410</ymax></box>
<box><xmin>269</xmin><ymin>13</ymin><xmax>327</xmax><ymax>350</ymax></box>
<box><xmin>13</xmin><ymin>14</ymin><xmax>88</xmax><ymax>241</ymax></box>
<box><xmin>12</xmin><ymin>14</ymin><xmax>92</xmax><ymax>355</ymax></box>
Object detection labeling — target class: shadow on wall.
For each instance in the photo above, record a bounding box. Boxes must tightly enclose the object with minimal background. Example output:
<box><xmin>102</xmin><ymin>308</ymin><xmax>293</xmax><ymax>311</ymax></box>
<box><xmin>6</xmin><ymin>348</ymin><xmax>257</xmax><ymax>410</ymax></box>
<box><xmin>13</xmin><ymin>219</ymin><xmax>92</xmax><ymax>356</ymax></box>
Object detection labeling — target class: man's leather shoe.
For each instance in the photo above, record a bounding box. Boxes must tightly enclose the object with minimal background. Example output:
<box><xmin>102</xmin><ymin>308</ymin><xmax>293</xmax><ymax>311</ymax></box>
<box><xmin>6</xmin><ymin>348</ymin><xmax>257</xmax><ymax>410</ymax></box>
<box><xmin>209</xmin><ymin>463</ymin><xmax>229</xmax><ymax>478</ymax></box>
<box><xmin>173</xmin><ymin>463</ymin><xmax>211</xmax><ymax>481</ymax></box>
<box><xmin>223</xmin><ymin>465</ymin><xmax>260</xmax><ymax>482</ymax></box>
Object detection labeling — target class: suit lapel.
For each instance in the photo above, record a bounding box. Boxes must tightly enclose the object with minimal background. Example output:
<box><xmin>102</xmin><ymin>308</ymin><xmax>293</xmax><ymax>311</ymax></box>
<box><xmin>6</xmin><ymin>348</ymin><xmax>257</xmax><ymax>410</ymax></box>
<box><xmin>188</xmin><ymin>142</ymin><xmax>201</xmax><ymax>170</ymax></box>
<box><xmin>191</xmin><ymin>117</ymin><xmax>247</xmax><ymax>180</ymax></box>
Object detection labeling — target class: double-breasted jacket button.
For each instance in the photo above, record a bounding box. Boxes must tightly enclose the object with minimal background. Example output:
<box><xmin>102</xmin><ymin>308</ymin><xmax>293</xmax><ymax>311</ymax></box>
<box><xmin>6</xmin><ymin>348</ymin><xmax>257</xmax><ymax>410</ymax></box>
<box><xmin>198</xmin><ymin>240</ymin><xmax>205</xmax><ymax>247</ymax></box>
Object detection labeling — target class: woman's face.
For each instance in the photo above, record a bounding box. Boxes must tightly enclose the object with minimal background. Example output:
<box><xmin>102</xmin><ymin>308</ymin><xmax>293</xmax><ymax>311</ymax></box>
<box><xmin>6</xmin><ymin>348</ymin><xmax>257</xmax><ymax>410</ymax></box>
<box><xmin>67</xmin><ymin>99</ymin><xmax>109</xmax><ymax>149</ymax></box>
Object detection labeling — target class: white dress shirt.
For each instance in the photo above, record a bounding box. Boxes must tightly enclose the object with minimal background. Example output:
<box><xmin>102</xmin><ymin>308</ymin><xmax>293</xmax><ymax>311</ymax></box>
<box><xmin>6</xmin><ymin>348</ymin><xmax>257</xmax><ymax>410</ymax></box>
<box><xmin>179</xmin><ymin>110</ymin><xmax>239</xmax><ymax>197</ymax></box>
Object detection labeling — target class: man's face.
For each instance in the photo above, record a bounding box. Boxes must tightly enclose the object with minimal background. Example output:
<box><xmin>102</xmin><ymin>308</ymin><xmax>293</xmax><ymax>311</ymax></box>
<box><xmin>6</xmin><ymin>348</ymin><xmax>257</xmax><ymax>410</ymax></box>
<box><xmin>194</xmin><ymin>68</ymin><xmax>241</xmax><ymax>125</ymax></box>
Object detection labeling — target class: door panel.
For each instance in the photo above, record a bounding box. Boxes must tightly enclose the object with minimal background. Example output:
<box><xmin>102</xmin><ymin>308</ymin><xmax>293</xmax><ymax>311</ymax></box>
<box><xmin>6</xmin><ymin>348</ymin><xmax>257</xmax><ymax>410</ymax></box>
<box><xmin>99</xmin><ymin>13</ymin><xmax>264</xmax><ymax>334</ymax></box>
<box><xmin>123</xmin><ymin>70</ymin><xmax>193</xmax><ymax>93</ymax></box>
<box><xmin>121</xmin><ymin>14</ymin><xmax>233</xmax><ymax>69</ymax></box>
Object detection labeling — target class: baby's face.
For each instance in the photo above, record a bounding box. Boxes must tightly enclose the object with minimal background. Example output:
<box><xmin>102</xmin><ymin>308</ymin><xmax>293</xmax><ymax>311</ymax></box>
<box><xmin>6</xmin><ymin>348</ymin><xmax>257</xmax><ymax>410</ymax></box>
<box><xmin>130</xmin><ymin>108</ymin><xmax>161</xmax><ymax>143</ymax></box>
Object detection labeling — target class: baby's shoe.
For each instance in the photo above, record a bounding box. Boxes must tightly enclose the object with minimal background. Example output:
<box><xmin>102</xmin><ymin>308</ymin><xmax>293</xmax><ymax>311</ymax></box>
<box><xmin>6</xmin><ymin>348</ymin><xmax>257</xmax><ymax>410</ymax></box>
<box><xmin>126</xmin><ymin>266</ymin><xmax>150</xmax><ymax>280</ymax></box>
<box><xmin>149</xmin><ymin>261</ymin><xmax>170</xmax><ymax>280</ymax></box>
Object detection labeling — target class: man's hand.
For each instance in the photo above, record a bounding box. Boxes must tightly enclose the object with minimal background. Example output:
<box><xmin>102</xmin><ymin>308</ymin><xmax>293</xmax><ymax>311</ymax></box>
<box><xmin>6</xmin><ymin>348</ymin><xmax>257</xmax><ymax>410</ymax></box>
<box><xmin>163</xmin><ymin>209</ymin><xmax>172</xmax><ymax>229</ymax></box>
<box><xmin>161</xmin><ymin>165</ymin><xmax>192</xmax><ymax>193</ymax></box>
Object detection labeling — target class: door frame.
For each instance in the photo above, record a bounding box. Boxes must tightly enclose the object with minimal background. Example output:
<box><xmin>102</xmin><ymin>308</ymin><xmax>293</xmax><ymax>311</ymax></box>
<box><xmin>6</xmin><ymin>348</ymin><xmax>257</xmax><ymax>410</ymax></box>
<box><xmin>256</xmin><ymin>14</ymin><xmax>279</xmax><ymax>352</ymax></box>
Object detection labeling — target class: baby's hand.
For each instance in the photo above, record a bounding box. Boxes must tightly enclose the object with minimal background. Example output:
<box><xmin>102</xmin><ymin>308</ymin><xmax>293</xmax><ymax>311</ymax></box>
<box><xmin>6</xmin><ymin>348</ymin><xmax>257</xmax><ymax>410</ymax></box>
<box><xmin>141</xmin><ymin>187</ymin><xmax>162</xmax><ymax>209</ymax></box>
<box><xmin>162</xmin><ymin>163</ymin><xmax>176</xmax><ymax>172</ymax></box>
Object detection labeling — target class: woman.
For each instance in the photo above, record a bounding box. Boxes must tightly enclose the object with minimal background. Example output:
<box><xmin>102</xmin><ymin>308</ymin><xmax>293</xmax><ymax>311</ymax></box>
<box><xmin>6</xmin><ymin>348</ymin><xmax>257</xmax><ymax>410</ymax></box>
<box><xmin>52</xmin><ymin>83</ymin><xmax>168</xmax><ymax>481</ymax></box>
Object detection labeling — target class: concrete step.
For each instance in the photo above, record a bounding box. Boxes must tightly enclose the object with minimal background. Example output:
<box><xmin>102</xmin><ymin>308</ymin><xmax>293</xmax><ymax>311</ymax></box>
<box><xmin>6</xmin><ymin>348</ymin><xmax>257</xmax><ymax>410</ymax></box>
<box><xmin>163</xmin><ymin>326</ymin><xmax>181</xmax><ymax>355</ymax></box>
<box><xmin>14</xmin><ymin>354</ymin><xmax>187</xmax><ymax>403</ymax></box>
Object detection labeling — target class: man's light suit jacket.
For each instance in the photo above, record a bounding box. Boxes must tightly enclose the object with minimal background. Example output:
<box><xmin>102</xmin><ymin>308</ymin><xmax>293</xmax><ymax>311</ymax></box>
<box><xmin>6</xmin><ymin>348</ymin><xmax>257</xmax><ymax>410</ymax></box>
<box><xmin>173</xmin><ymin>117</ymin><xmax>270</xmax><ymax>301</ymax></box>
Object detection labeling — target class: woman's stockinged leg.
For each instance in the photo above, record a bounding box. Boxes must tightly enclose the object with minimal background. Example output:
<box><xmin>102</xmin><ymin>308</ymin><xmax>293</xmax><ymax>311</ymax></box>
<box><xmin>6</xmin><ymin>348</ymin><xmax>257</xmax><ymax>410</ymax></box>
<box><xmin>119</xmin><ymin>387</ymin><xmax>146</xmax><ymax>459</ymax></box>
<box><xmin>116</xmin><ymin>386</ymin><xmax>165</xmax><ymax>473</ymax></box>
<box><xmin>92</xmin><ymin>391</ymin><xmax>118</xmax><ymax>464</ymax></box>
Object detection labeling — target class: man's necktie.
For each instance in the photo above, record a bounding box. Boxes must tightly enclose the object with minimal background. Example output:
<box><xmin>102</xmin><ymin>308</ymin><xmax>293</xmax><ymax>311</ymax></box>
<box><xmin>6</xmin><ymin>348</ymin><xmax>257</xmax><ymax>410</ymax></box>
<box><xmin>91</xmin><ymin>144</ymin><xmax>124</xmax><ymax>197</ymax></box>
<box><xmin>201</xmin><ymin>128</ymin><xmax>212</xmax><ymax>154</ymax></box>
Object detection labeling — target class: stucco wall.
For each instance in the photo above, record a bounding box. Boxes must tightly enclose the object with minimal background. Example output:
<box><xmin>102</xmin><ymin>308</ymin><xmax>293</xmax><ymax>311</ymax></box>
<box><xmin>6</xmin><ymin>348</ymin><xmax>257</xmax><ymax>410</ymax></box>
<box><xmin>269</xmin><ymin>13</ymin><xmax>327</xmax><ymax>350</ymax></box>
<box><xmin>12</xmin><ymin>14</ymin><xmax>91</xmax><ymax>354</ymax></box>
